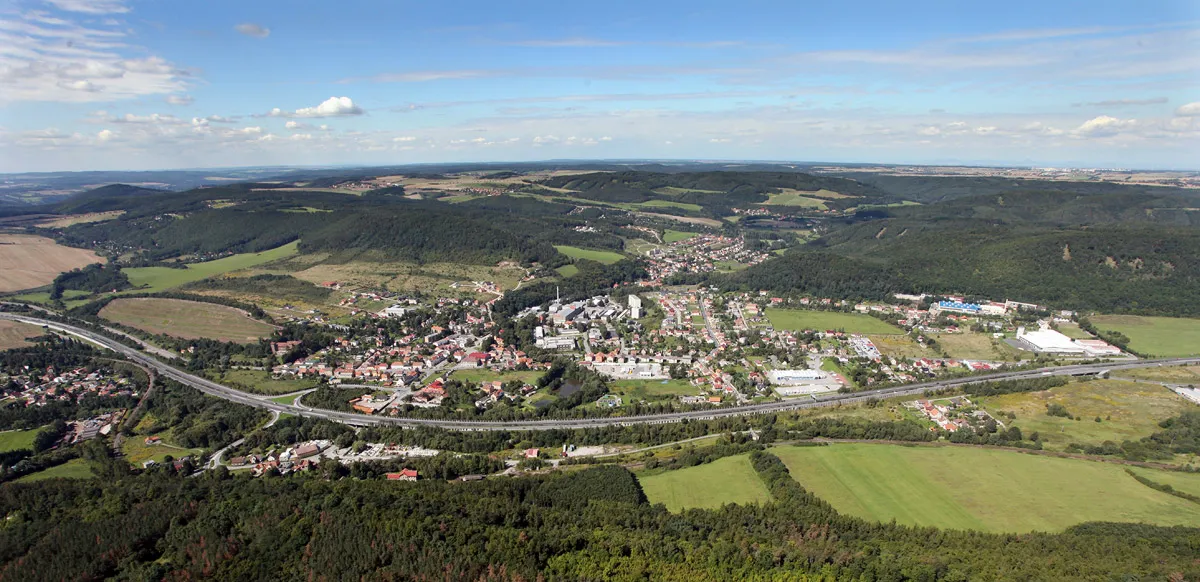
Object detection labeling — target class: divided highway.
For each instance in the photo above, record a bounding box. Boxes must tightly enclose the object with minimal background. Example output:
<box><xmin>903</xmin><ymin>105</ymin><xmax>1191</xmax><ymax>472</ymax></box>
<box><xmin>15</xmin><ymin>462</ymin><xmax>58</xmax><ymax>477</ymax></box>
<box><xmin>5</xmin><ymin>312</ymin><xmax>1199</xmax><ymax>431</ymax></box>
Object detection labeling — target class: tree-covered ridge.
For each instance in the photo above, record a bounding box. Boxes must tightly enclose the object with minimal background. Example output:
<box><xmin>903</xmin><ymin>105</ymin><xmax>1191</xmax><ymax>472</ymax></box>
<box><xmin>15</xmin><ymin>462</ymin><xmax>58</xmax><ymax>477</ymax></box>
<box><xmin>541</xmin><ymin>170</ymin><xmax>886</xmax><ymax>205</ymax></box>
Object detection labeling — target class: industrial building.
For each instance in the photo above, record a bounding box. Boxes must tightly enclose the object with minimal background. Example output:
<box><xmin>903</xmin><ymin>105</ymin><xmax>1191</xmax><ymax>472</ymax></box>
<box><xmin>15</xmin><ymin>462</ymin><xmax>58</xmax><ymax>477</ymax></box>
<box><xmin>1014</xmin><ymin>327</ymin><xmax>1121</xmax><ymax>357</ymax></box>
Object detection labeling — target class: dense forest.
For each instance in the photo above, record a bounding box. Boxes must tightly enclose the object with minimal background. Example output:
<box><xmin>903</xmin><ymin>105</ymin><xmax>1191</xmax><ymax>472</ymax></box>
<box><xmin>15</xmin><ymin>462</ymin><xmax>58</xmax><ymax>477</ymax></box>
<box><xmin>0</xmin><ymin>451</ymin><xmax>1196</xmax><ymax>580</ymax></box>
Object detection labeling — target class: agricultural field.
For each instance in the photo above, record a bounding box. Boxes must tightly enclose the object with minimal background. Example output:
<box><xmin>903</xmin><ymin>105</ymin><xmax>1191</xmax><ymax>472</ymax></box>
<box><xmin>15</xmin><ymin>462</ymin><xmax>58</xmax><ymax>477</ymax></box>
<box><xmin>609</xmin><ymin>379</ymin><xmax>701</xmax><ymax>400</ymax></box>
<box><xmin>639</xmin><ymin>454</ymin><xmax>773</xmax><ymax>512</ymax></box>
<box><xmin>977</xmin><ymin>379</ymin><xmax>1196</xmax><ymax>451</ymax></box>
<box><xmin>33</xmin><ymin>210</ymin><xmax>125</xmax><ymax>228</ymax></box>
<box><xmin>663</xmin><ymin>230</ymin><xmax>697</xmax><ymax>243</ymax></box>
<box><xmin>773</xmin><ymin>443</ymin><xmax>1200</xmax><ymax>533</ymax></box>
<box><xmin>0</xmin><ymin>233</ymin><xmax>103</xmax><ymax>292</ymax></box>
<box><xmin>449</xmin><ymin>369</ymin><xmax>543</xmax><ymax>385</ymax></box>
<box><xmin>634</xmin><ymin>200</ymin><xmax>703</xmax><ymax>212</ymax></box>
<box><xmin>15</xmin><ymin>458</ymin><xmax>94</xmax><ymax>482</ymax></box>
<box><xmin>0</xmin><ymin>426</ymin><xmax>43</xmax><ymax>452</ymax></box>
<box><xmin>207</xmin><ymin>369</ymin><xmax>322</xmax><ymax>395</ymax></box>
<box><xmin>100</xmin><ymin>298</ymin><xmax>276</xmax><ymax>342</ymax></box>
<box><xmin>0</xmin><ymin>320</ymin><xmax>46</xmax><ymax>350</ymax></box>
<box><xmin>552</xmin><ymin>245</ymin><xmax>625</xmax><ymax>265</ymax></box>
<box><xmin>122</xmin><ymin>241</ymin><xmax>300</xmax><ymax>294</ymax></box>
<box><xmin>765</xmin><ymin>308</ymin><xmax>902</xmax><ymax>334</ymax></box>
<box><xmin>1090</xmin><ymin>315</ymin><xmax>1200</xmax><ymax>357</ymax></box>
<box><xmin>285</xmin><ymin>258</ymin><xmax>527</xmax><ymax>297</ymax></box>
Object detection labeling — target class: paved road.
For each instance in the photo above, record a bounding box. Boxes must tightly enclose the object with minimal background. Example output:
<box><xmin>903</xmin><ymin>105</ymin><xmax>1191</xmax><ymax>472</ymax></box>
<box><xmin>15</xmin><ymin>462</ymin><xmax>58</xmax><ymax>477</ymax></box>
<box><xmin>5</xmin><ymin>312</ymin><xmax>1200</xmax><ymax>431</ymax></box>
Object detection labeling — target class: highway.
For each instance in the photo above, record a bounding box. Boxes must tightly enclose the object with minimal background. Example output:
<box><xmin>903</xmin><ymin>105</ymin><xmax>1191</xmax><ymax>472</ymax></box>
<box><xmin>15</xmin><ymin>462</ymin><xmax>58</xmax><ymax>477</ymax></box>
<box><xmin>5</xmin><ymin>311</ymin><xmax>1199</xmax><ymax>431</ymax></box>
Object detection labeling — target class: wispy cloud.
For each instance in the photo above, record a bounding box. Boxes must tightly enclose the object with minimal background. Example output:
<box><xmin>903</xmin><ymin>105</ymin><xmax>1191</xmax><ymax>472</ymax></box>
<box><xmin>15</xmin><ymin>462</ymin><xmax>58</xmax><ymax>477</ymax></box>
<box><xmin>1072</xmin><ymin>97</ymin><xmax>1168</xmax><ymax>107</ymax></box>
<box><xmin>234</xmin><ymin>23</ymin><xmax>271</xmax><ymax>38</ymax></box>
<box><xmin>44</xmin><ymin>0</ymin><xmax>129</xmax><ymax>14</ymax></box>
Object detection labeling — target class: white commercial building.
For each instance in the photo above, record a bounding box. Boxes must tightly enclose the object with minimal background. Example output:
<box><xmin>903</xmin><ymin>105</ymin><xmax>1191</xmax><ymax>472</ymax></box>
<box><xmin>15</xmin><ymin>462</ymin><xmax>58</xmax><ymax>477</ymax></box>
<box><xmin>628</xmin><ymin>294</ymin><xmax>642</xmax><ymax>320</ymax></box>
<box><xmin>1015</xmin><ymin>327</ymin><xmax>1121</xmax><ymax>357</ymax></box>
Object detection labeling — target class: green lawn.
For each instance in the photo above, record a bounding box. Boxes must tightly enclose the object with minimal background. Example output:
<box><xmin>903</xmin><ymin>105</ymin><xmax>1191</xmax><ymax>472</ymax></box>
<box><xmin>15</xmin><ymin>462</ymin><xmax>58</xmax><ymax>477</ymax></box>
<box><xmin>773</xmin><ymin>443</ymin><xmax>1200</xmax><ymax>532</ymax></box>
<box><xmin>269</xmin><ymin>394</ymin><xmax>302</xmax><ymax>405</ymax></box>
<box><xmin>0</xmin><ymin>427</ymin><xmax>42</xmax><ymax>452</ymax></box>
<box><xmin>554</xmin><ymin>264</ymin><xmax>579</xmax><ymax>277</ymax></box>
<box><xmin>122</xmin><ymin>241</ymin><xmax>300</xmax><ymax>294</ymax></box>
<box><xmin>1130</xmin><ymin>468</ymin><xmax>1200</xmax><ymax>498</ymax></box>
<box><xmin>639</xmin><ymin>454</ymin><xmax>773</xmax><ymax>512</ymax></box>
<box><xmin>449</xmin><ymin>369</ymin><xmax>543</xmax><ymax>385</ymax></box>
<box><xmin>15</xmin><ymin>458</ymin><xmax>94</xmax><ymax>482</ymax></box>
<box><xmin>209</xmin><ymin>369</ymin><xmax>323</xmax><ymax>395</ymax></box>
<box><xmin>978</xmin><ymin>379</ymin><xmax>1195</xmax><ymax>451</ymax></box>
<box><xmin>553</xmin><ymin>245</ymin><xmax>625</xmax><ymax>265</ymax></box>
<box><xmin>765</xmin><ymin>308</ymin><xmax>902</xmax><ymax>334</ymax></box>
<box><xmin>663</xmin><ymin>230</ymin><xmax>697</xmax><ymax>243</ymax></box>
<box><xmin>120</xmin><ymin>436</ymin><xmax>203</xmax><ymax>467</ymax></box>
<box><xmin>1090</xmin><ymin>315</ymin><xmax>1200</xmax><ymax>357</ymax></box>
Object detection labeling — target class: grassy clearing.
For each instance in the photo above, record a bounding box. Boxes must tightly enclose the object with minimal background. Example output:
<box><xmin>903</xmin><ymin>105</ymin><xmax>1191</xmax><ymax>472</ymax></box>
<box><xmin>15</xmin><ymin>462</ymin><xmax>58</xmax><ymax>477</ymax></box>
<box><xmin>639</xmin><ymin>454</ymin><xmax>773</xmax><ymax>512</ymax></box>
<box><xmin>100</xmin><ymin>298</ymin><xmax>275</xmax><ymax>342</ymax></box>
<box><xmin>978</xmin><ymin>379</ymin><xmax>1195</xmax><ymax>451</ymax></box>
<box><xmin>635</xmin><ymin>200</ymin><xmax>703</xmax><ymax>212</ymax></box>
<box><xmin>122</xmin><ymin>241</ymin><xmax>300</xmax><ymax>293</ymax></box>
<box><xmin>208</xmin><ymin>369</ymin><xmax>322</xmax><ymax>395</ymax></box>
<box><xmin>1090</xmin><ymin>315</ymin><xmax>1200</xmax><ymax>357</ymax></box>
<box><xmin>120</xmin><ymin>436</ymin><xmax>202</xmax><ymax>466</ymax></box>
<box><xmin>663</xmin><ymin>230</ymin><xmax>697</xmax><ymax>243</ymax></box>
<box><xmin>773</xmin><ymin>443</ymin><xmax>1200</xmax><ymax>532</ymax></box>
<box><xmin>269</xmin><ymin>394</ymin><xmax>301</xmax><ymax>405</ymax></box>
<box><xmin>610</xmin><ymin>379</ymin><xmax>701</xmax><ymax>400</ymax></box>
<box><xmin>765</xmin><ymin>308</ymin><xmax>902</xmax><ymax>334</ymax></box>
<box><xmin>15</xmin><ymin>458</ymin><xmax>94</xmax><ymax>482</ymax></box>
<box><xmin>1055</xmin><ymin>322</ymin><xmax>1094</xmax><ymax>339</ymax></box>
<box><xmin>554</xmin><ymin>264</ymin><xmax>579</xmax><ymax>277</ymax></box>
<box><xmin>652</xmin><ymin>186</ymin><xmax>724</xmax><ymax>195</ymax></box>
<box><xmin>1130</xmin><ymin>468</ymin><xmax>1200</xmax><ymax>498</ymax></box>
<box><xmin>449</xmin><ymin>369</ymin><xmax>543</xmax><ymax>385</ymax></box>
<box><xmin>553</xmin><ymin>245</ymin><xmax>625</xmax><ymax>265</ymax></box>
<box><xmin>0</xmin><ymin>233</ymin><xmax>103</xmax><ymax>293</ymax></box>
<box><xmin>0</xmin><ymin>320</ymin><xmax>45</xmax><ymax>350</ymax></box>
<box><xmin>761</xmin><ymin>191</ymin><xmax>829</xmax><ymax>209</ymax></box>
<box><xmin>0</xmin><ymin>426</ymin><xmax>43</xmax><ymax>452</ymax></box>
<box><xmin>34</xmin><ymin>210</ymin><xmax>125</xmax><ymax>228</ymax></box>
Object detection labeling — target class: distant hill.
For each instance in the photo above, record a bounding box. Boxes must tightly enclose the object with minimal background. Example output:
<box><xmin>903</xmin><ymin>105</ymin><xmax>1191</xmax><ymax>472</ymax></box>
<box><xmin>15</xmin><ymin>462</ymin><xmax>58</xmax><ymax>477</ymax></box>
<box><xmin>54</xmin><ymin>184</ymin><xmax>168</xmax><ymax>213</ymax></box>
<box><xmin>540</xmin><ymin>170</ymin><xmax>885</xmax><ymax>207</ymax></box>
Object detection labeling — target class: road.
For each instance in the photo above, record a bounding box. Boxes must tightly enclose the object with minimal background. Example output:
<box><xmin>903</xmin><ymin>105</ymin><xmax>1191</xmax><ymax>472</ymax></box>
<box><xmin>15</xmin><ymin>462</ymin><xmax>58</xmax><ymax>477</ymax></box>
<box><xmin>5</xmin><ymin>312</ymin><xmax>1200</xmax><ymax>431</ymax></box>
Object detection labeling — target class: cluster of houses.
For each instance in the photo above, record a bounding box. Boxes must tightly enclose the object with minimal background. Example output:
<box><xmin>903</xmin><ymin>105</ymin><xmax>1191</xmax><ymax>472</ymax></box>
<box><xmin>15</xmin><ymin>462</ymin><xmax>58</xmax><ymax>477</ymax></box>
<box><xmin>642</xmin><ymin>234</ymin><xmax>771</xmax><ymax>282</ymax></box>
<box><xmin>908</xmin><ymin>396</ymin><xmax>998</xmax><ymax>433</ymax></box>
<box><xmin>0</xmin><ymin>366</ymin><xmax>138</xmax><ymax>408</ymax></box>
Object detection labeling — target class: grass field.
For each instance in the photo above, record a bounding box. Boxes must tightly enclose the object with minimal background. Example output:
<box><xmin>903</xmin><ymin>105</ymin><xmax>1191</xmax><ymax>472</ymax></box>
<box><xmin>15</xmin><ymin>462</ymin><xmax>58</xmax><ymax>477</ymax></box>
<box><xmin>934</xmin><ymin>332</ymin><xmax>1028</xmax><ymax>361</ymax></box>
<box><xmin>122</xmin><ymin>241</ymin><xmax>299</xmax><ymax>293</ymax></box>
<box><xmin>553</xmin><ymin>245</ymin><xmax>625</xmax><ymax>265</ymax></box>
<box><xmin>761</xmin><ymin>191</ymin><xmax>829</xmax><ymax>209</ymax></box>
<box><xmin>209</xmin><ymin>369</ymin><xmax>322</xmax><ymax>395</ymax></box>
<box><xmin>283</xmin><ymin>257</ymin><xmax>526</xmax><ymax>298</ymax></box>
<box><xmin>0</xmin><ymin>426</ymin><xmax>42</xmax><ymax>452</ymax></box>
<box><xmin>978</xmin><ymin>379</ymin><xmax>1195</xmax><ymax>451</ymax></box>
<box><xmin>100</xmin><ymin>298</ymin><xmax>275</xmax><ymax>342</ymax></box>
<box><xmin>610</xmin><ymin>378</ymin><xmax>701</xmax><ymax>400</ymax></box>
<box><xmin>554</xmin><ymin>264</ymin><xmax>579</xmax><ymax>277</ymax></box>
<box><xmin>765</xmin><ymin>308</ymin><xmax>902</xmax><ymax>334</ymax></box>
<box><xmin>635</xmin><ymin>200</ymin><xmax>703</xmax><ymax>212</ymax></box>
<box><xmin>663</xmin><ymin>230</ymin><xmax>697</xmax><ymax>243</ymax></box>
<box><xmin>869</xmin><ymin>334</ymin><xmax>937</xmax><ymax>359</ymax></box>
<box><xmin>773</xmin><ymin>443</ymin><xmax>1200</xmax><ymax>532</ymax></box>
<box><xmin>1090</xmin><ymin>315</ymin><xmax>1200</xmax><ymax>357</ymax></box>
<box><xmin>1055</xmin><ymin>322</ymin><xmax>1094</xmax><ymax>340</ymax></box>
<box><xmin>120</xmin><ymin>436</ymin><xmax>203</xmax><ymax>466</ymax></box>
<box><xmin>0</xmin><ymin>320</ymin><xmax>45</xmax><ymax>350</ymax></box>
<box><xmin>1130</xmin><ymin>468</ymin><xmax>1200</xmax><ymax>498</ymax></box>
<box><xmin>15</xmin><ymin>458</ymin><xmax>94</xmax><ymax>482</ymax></box>
<box><xmin>33</xmin><ymin>210</ymin><xmax>125</xmax><ymax>228</ymax></box>
<box><xmin>449</xmin><ymin>369</ymin><xmax>543</xmax><ymax>385</ymax></box>
<box><xmin>639</xmin><ymin>454</ymin><xmax>773</xmax><ymax>512</ymax></box>
<box><xmin>1114</xmin><ymin>365</ymin><xmax>1200</xmax><ymax>384</ymax></box>
<box><xmin>0</xmin><ymin>233</ymin><xmax>103</xmax><ymax>292</ymax></box>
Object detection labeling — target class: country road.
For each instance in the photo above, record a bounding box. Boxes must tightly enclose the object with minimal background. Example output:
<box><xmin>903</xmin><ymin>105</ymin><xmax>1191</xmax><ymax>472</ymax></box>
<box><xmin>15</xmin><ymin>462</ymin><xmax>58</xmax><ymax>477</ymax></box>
<box><xmin>5</xmin><ymin>311</ymin><xmax>1199</xmax><ymax>431</ymax></box>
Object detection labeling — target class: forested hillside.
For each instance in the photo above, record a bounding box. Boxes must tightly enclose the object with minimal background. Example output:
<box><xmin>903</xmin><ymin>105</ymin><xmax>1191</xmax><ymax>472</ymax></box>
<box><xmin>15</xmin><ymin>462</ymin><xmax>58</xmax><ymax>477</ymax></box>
<box><xmin>541</xmin><ymin>170</ymin><xmax>886</xmax><ymax>207</ymax></box>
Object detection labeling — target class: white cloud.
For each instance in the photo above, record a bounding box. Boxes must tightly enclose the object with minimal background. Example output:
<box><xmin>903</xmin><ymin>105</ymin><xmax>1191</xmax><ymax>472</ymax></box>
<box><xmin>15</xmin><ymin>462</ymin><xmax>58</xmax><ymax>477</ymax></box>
<box><xmin>238</xmin><ymin>126</ymin><xmax>263</xmax><ymax>135</ymax></box>
<box><xmin>269</xmin><ymin>96</ymin><xmax>364</xmax><ymax>118</ymax></box>
<box><xmin>1176</xmin><ymin>102</ymin><xmax>1200</xmax><ymax>117</ymax></box>
<box><xmin>96</xmin><ymin>129</ymin><xmax>114</xmax><ymax>141</ymax></box>
<box><xmin>234</xmin><ymin>23</ymin><xmax>271</xmax><ymax>38</ymax></box>
<box><xmin>709</xmin><ymin>138</ymin><xmax>730</xmax><ymax>143</ymax></box>
<box><xmin>290</xmin><ymin>133</ymin><xmax>312</xmax><ymax>141</ymax></box>
<box><xmin>974</xmin><ymin>126</ymin><xmax>997</xmax><ymax>135</ymax></box>
<box><xmin>0</xmin><ymin>11</ymin><xmax>189</xmax><ymax>103</ymax></box>
<box><xmin>165</xmin><ymin>95</ymin><xmax>193</xmax><ymax>106</ymax></box>
<box><xmin>285</xmin><ymin>120</ymin><xmax>309</xmax><ymax>130</ymax></box>
<box><xmin>1074</xmin><ymin>115</ymin><xmax>1137</xmax><ymax>137</ymax></box>
<box><xmin>44</xmin><ymin>0</ymin><xmax>129</xmax><ymax>14</ymax></box>
<box><xmin>392</xmin><ymin>136</ymin><xmax>417</xmax><ymax>142</ymax></box>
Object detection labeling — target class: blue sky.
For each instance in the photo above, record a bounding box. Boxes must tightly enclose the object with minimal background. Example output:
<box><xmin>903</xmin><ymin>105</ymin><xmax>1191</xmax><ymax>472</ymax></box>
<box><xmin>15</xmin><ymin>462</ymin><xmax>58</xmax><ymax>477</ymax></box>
<box><xmin>0</xmin><ymin>0</ymin><xmax>1197</xmax><ymax>171</ymax></box>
